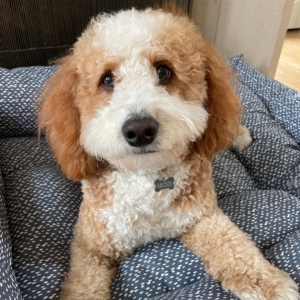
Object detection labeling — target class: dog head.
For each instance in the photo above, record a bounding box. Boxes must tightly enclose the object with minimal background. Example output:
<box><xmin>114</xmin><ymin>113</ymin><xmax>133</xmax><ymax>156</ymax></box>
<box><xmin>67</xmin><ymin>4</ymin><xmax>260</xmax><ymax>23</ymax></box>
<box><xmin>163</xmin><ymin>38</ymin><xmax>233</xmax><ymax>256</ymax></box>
<box><xmin>39</xmin><ymin>7</ymin><xmax>242</xmax><ymax>181</ymax></box>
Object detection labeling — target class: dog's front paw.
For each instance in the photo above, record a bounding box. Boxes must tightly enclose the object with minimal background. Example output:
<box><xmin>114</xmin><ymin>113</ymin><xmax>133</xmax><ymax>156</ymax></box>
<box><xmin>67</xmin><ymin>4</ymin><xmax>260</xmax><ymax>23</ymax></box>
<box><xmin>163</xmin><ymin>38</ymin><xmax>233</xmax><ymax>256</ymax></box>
<box><xmin>229</xmin><ymin>266</ymin><xmax>299</xmax><ymax>300</ymax></box>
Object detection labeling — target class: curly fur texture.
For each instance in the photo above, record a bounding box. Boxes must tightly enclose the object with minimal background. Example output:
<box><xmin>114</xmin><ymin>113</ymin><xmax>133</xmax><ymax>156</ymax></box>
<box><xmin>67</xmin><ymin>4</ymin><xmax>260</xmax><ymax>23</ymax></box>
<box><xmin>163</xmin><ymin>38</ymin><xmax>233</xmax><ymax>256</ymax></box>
<box><xmin>39</xmin><ymin>6</ymin><xmax>298</xmax><ymax>300</ymax></box>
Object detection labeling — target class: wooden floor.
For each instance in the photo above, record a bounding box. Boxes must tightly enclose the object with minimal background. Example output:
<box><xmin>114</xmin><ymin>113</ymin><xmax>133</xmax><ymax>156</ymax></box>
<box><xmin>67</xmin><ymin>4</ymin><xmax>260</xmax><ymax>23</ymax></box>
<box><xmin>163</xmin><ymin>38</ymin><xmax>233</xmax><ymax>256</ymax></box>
<box><xmin>275</xmin><ymin>29</ymin><xmax>300</xmax><ymax>92</ymax></box>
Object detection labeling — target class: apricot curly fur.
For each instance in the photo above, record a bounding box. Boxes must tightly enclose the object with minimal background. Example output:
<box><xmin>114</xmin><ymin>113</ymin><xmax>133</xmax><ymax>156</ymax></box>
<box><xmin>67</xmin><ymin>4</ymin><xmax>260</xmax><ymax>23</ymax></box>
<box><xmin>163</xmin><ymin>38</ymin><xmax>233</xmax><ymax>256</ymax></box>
<box><xmin>196</xmin><ymin>44</ymin><xmax>244</xmax><ymax>159</ymax></box>
<box><xmin>39</xmin><ymin>56</ymin><xmax>99</xmax><ymax>181</ymax></box>
<box><xmin>172</xmin><ymin>149</ymin><xmax>217</xmax><ymax>215</ymax></box>
<box><xmin>60</xmin><ymin>167</ymin><xmax>126</xmax><ymax>300</ymax></box>
<box><xmin>180</xmin><ymin>213</ymin><xmax>299</xmax><ymax>299</ymax></box>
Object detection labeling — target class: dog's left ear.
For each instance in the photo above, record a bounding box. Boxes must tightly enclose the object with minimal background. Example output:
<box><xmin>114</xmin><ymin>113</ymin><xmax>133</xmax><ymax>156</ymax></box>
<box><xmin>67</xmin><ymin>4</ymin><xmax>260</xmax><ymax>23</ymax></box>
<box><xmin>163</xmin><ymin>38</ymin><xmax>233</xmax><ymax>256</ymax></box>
<box><xmin>194</xmin><ymin>43</ymin><xmax>243</xmax><ymax>160</ymax></box>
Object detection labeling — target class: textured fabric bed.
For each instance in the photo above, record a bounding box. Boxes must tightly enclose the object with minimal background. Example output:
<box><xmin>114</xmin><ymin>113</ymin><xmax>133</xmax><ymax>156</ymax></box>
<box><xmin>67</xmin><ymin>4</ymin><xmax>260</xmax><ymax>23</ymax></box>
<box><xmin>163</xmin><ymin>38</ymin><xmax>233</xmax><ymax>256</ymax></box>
<box><xmin>0</xmin><ymin>55</ymin><xmax>299</xmax><ymax>299</ymax></box>
<box><xmin>0</xmin><ymin>169</ymin><xmax>22</xmax><ymax>299</ymax></box>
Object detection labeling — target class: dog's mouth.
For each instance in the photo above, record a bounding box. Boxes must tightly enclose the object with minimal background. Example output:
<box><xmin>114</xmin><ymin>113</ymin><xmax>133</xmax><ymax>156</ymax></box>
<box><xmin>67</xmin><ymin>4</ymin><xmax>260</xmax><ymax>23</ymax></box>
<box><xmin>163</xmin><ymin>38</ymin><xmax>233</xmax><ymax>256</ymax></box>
<box><xmin>128</xmin><ymin>144</ymin><xmax>158</xmax><ymax>155</ymax></box>
<box><xmin>135</xmin><ymin>150</ymin><xmax>157</xmax><ymax>155</ymax></box>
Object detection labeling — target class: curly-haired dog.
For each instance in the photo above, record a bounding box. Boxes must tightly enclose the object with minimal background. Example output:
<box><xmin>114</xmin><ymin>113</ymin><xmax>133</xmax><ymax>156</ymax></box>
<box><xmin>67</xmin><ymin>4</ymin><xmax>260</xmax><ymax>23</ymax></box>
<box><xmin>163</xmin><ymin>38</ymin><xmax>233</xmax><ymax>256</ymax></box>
<box><xmin>39</xmin><ymin>6</ymin><xmax>299</xmax><ymax>300</ymax></box>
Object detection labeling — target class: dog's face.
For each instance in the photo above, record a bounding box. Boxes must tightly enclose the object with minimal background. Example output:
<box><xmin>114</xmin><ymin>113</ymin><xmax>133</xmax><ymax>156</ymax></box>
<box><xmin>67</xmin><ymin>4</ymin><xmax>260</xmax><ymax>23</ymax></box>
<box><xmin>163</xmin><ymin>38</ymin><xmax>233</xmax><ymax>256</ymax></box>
<box><xmin>40</xmin><ymin>8</ymin><xmax>242</xmax><ymax>180</ymax></box>
<box><xmin>78</xmin><ymin>10</ymin><xmax>209</xmax><ymax>172</ymax></box>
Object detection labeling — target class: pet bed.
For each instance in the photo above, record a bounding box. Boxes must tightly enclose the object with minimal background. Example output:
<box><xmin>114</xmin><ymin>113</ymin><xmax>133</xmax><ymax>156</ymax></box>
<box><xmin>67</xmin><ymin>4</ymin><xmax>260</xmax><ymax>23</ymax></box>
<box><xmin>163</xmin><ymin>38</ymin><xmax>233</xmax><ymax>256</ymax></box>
<box><xmin>0</xmin><ymin>55</ymin><xmax>299</xmax><ymax>299</ymax></box>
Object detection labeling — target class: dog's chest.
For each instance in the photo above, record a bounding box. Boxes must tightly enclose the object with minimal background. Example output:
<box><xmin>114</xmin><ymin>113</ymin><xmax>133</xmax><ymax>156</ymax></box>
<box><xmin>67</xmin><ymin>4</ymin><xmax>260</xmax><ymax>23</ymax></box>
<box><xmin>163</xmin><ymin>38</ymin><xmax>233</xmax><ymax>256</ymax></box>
<box><xmin>99</xmin><ymin>162</ymin><xmax>202</xmax><ymax>253</ymax></box>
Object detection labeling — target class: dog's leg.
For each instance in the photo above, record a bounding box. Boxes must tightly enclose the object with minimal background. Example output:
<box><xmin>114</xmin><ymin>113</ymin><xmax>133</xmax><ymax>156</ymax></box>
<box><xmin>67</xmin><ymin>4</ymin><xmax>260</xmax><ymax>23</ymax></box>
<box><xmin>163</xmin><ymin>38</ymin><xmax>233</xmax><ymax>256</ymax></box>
<box><xmin>232</xmin><ymin>125</ymin><xmax>252</xmax><ymax>151</ymax></box>
<box><xmin>59</xmin><ymin>176</ymin><xmax>125</xmax><ymax>300</ymax></box>
<box><xmin>60</xmin><ymin>190</ymin><xmax>121</xmax><ymax>300</ymax></box>
<box><xmin>60</xmin><ymin>238</ymin><xmax>117</xmax><ymax>300</ymax></box>
<box><xmin>180</xmin><ymin>209</ymin><xmax>299</xmax><ymax>300</ymax></box>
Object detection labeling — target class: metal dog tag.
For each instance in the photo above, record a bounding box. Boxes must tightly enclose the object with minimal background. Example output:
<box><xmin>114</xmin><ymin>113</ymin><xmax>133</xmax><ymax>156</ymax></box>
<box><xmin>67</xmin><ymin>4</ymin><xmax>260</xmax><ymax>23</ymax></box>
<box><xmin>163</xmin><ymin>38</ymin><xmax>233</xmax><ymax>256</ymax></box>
<box><xmin>154</xmin><ymin>177</ymin><xmax>174</xmax><ymax>192</ymax></box>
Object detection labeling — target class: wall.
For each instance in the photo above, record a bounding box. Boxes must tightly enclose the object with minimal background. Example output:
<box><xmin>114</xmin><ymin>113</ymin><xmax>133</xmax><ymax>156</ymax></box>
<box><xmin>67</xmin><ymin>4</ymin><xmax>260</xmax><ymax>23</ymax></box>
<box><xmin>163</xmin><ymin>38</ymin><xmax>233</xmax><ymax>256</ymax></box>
<box><xmin>288</xmin><ymin>0</ymin><xmax>300</xmax><ymax>29</ymax></box>
<box><xmin>191</xmin><ymin>0</ymin><xmax>294</xmax><ymax>77</ymax></box>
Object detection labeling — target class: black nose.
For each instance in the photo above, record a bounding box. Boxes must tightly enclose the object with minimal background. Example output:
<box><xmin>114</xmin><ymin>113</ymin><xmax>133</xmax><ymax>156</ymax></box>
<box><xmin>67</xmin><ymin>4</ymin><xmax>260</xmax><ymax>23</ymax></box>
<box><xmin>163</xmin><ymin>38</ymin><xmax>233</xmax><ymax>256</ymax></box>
<box><xmin>122</xmin><ymin>116</ymin><xmax>158</xmax><ymax>147</ymax></box>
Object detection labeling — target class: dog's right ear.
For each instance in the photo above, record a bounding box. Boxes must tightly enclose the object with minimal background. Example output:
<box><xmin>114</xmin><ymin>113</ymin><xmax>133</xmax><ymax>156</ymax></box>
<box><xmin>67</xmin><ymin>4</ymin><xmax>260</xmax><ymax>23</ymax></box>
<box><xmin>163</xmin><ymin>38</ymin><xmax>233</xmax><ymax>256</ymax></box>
<box><xmin>39</xmin><ymin>55</ymin><xmax>98</xmax><ymax>181</ymax></box>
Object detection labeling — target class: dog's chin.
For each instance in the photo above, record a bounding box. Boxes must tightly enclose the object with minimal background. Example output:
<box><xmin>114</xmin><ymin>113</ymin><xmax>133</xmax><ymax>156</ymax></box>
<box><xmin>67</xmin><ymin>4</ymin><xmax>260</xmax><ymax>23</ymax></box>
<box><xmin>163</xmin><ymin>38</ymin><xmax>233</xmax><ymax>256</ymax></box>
<box><xmin>107</xmin><ymin>149</ymin><xmax>182</xmax><ymax>173</ymax></box>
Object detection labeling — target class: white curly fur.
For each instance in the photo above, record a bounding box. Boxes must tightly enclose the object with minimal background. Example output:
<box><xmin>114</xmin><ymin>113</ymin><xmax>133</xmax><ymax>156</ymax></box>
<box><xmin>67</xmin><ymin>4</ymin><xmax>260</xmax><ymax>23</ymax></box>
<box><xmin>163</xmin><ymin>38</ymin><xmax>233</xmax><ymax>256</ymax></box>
<box><xmin>89</xmin><ymin>9</ymin><xmax>175</xmax><ymax>56</ymax></box>
<box><xmin>96</xmin><ymin>161</ymin><xmax>202</xmax><ymax>252</ymax></box>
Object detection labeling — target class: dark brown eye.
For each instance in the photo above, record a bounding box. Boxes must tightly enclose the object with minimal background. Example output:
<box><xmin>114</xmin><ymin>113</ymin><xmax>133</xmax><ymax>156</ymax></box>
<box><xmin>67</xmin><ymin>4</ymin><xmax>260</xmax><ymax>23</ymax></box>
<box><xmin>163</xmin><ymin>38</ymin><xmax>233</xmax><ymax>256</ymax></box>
<box><xmin>102</xmin><ymin>74</ymin><xmax>114</xmax><ymax>89</ymax></box>
<box><xmin>157</xmin><ymin>66</ymin><xmax>172</xmax><ymax>82</ymax></box>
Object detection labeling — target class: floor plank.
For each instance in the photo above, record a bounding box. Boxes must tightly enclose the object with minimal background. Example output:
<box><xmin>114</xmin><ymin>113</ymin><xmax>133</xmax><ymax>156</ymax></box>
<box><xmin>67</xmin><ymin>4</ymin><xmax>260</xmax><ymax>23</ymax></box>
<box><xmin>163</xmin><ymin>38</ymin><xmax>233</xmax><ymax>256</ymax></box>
<box><xmin>275</xmin><ymin>29</ymin><xmax>300</xmax><ymax>92</ymax></box>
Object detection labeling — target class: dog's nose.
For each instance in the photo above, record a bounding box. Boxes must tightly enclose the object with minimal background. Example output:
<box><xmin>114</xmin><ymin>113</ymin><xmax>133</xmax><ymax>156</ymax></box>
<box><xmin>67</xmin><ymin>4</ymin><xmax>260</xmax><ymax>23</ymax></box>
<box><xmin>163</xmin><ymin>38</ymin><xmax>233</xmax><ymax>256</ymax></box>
<box><xmin>122</xmin><ymin>116</ymin><xmax>158</xmax><ymax>147</ymax></box>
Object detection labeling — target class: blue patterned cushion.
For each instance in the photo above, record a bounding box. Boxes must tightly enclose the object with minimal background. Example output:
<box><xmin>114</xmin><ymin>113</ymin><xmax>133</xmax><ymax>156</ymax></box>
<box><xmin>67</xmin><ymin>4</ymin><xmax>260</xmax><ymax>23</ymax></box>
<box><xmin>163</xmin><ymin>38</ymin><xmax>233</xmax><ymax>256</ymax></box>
<box><xmin>0</xmin><ymin>55</ymin><xmax>299</xmax><ymax>300</ymax></box>
<box><xmin>0</xmin><ymin>137</ymin><xmax>82</xmax><ymax>299</ymax></box>
<box><xmin>0</xmin><ymin>66</ymin><xmax>58</xmax><ymax>138</ymax></box>
<box><xmin>0</xmin><ymin>169</ymin><xmax>22</xmax><ymax>299</ymax></box>
<box><xmin>230</xmin><ymin>55</ymin><xmax>300</xmax><ymax>145</ymax></box>
<box><xmin>0</xmin><ymin>65</ymin><xmax>59</xmax><ymax>299</ymax></box>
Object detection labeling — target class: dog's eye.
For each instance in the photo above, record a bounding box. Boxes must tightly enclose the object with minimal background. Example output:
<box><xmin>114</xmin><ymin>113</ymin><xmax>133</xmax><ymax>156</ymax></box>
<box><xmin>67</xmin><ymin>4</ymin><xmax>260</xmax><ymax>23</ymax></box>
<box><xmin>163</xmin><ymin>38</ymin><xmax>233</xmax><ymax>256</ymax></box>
<box><xmin>157</xmin><ymin>66</ymin><xmax>172</xmax><ymax>82</ymax></box>
<box><xmin>102</xmin><ymin>74</ymin><xmax>114</xmax><ymax>89</ymax></box>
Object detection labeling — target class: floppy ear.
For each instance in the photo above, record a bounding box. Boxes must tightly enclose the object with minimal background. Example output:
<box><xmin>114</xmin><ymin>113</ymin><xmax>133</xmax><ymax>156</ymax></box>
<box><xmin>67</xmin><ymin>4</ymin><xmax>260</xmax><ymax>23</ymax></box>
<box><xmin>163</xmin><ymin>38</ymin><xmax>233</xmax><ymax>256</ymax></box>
<box><xmin>195</xmin><ymin>43</ymin><xmax>243</xmax><ymax>160</ymax></box>
<box><xmin>39</xmin><ymin>56</ymin><xmax>98</xmax><ymax>181</ymax></box>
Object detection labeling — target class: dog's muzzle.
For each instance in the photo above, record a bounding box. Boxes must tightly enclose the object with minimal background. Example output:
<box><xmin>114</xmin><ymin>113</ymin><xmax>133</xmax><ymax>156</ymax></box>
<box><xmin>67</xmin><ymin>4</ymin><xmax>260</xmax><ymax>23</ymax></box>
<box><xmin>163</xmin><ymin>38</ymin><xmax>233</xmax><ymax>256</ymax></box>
<box><xmin>122</xmin><ymin>116</ymin><xmax>158</xmax><ymax>147</ymax></box>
